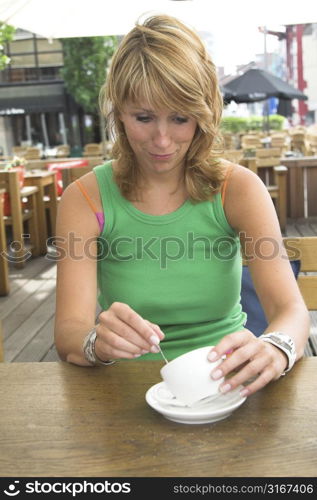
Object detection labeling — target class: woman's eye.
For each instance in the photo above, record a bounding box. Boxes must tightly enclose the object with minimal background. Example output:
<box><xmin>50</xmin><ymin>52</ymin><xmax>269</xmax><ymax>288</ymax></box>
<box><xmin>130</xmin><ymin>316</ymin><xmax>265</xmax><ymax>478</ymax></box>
<box><xmin>174</xmin><ymin>116</ymin><xmax>188</xmax><ymax>124</ymax></box>
<box><xmin>136</xmin><ymin>115</ymin><xmax>152</xmax><ymax>122</ymax></box>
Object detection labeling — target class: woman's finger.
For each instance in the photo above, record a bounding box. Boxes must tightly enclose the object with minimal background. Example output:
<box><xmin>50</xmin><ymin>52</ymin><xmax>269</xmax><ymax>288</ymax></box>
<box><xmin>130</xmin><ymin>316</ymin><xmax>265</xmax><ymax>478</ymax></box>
<box><xmin>99</xmin><ymin>314</ymin><xmax>152</xmax><ymax>351</ymax></box>
<box><xmin>217</xmin><ymin>354</ymin><xmax>270</xmax><ymax>394</ymax></box>
<box><xmin>102</xmin><ymin>302</ymin><xmax>163</xmax><ymax>347</ymax></box>
<box><xmin>238</xmin><ymin>366</ymin><xmax>277</xmax><ymax>397</ymax></box>
<box><xmin>95</xmin><ymin>329</ymin><xmax>150</xmax><ymax>360</ymax></box>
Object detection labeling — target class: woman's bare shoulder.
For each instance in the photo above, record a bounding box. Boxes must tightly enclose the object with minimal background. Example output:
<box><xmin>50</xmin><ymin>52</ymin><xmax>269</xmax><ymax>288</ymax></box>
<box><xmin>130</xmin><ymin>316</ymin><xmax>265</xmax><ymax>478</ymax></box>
<box><xmin>62</xmin><ymin>170</ymin><xmax>102</xmax><ymax>212</ymax></box>
<box><xmin>57</xmin><ymin>172</ymin><xmax>101</xmax><ymax>236</ymax></box>
<box><xmin>222</xmin><ymin>162</ymin><xmax>278</xmax><ymax>233</ymax></box>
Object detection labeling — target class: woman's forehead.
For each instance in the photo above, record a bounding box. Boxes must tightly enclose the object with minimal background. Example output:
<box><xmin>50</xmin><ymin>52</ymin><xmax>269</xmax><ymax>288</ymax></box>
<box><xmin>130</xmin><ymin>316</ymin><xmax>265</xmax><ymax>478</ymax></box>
<box><xmin>122</xmin><ymin>100</ymin><xmax>184</xmax><ymax>114</ymax></box>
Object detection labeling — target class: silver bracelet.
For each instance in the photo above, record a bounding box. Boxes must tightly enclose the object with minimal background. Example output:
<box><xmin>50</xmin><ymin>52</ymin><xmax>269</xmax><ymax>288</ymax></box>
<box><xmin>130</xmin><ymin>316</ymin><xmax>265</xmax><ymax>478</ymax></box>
<box><xmin>82</xmin><ymin>328</ymin><xmax>116</xmax><ymax>366</ymax></box>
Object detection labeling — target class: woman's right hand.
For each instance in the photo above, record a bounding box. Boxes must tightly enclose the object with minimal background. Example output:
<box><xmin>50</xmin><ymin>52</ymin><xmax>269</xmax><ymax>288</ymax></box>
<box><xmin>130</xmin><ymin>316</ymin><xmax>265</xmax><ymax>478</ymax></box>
<box><xmin>94</xmin><ymin>302</ymin><xmax>165</xmax><ymax>361</ymax></box>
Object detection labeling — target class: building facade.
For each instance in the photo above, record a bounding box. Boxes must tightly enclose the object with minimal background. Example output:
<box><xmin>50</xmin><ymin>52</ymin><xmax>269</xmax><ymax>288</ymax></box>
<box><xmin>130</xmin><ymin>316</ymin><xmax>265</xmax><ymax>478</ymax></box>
<box><xmin>0</xmin><ymin>29</ymin><xmax>82</xmax><ymax>156</ymax></box>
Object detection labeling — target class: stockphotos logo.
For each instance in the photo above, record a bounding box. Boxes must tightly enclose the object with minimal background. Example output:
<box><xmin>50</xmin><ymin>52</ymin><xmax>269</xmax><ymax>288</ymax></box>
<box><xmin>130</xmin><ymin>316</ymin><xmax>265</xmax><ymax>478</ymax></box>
<box><xmin>3</xmin><ymin>481</ymin><xmax>20</xmax><ymax>496</ymax></box>
<box><xmin>3</xmin><ymin>480</ymin><xmax>131</xmax><ymax>496</ymax></box>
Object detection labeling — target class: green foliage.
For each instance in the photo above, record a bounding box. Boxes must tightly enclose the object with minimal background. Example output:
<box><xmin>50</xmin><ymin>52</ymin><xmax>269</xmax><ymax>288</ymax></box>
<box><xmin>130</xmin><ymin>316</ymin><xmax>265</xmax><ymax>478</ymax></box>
<box><xmin>0</xmin><ymin>22</ymin><xmax>16</xmax><ymax>70</ymax></box>
<box><xmin>220</xmin><ymin>114</ymin><xmax>285</xmax><ymax>133</ymax></box>
<box><xmin>220</xmin><ymin>116</ymin><xmax>246</xmax><ymax>134</ymax></box>
<box><xmin>60</xmin><ymin>36</ymin><xmax>117</xmax><ymax>113</ymax></box>
<box><xmin>268</xmin><ymin>114</ymin><xmax>285</xmax><ymax>130</ymax></box>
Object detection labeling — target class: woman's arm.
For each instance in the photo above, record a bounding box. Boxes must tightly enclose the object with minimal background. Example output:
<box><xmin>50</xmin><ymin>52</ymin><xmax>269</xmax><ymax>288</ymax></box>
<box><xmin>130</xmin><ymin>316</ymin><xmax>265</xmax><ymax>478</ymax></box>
<box><xmin>54</xmin><ymin>177</ymin><xmax>102</xmax><ymax>365</ymax></box>
<box><xmin>209</xmin><ymin>164</ymin><xmax>310</xmax><ymax>396</ymax></box>
<box><xmin>54</xmin><ymin>175</ymin><xmax>164</xmax><ymax>366</ymax></box>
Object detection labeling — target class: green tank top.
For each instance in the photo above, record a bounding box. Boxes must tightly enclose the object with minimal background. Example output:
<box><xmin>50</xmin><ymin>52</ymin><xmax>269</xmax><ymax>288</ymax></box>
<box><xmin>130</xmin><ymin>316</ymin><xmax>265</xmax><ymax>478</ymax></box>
<box><xmin>94</xmin><ymin>161</ymin><xmax>246</xmax><ymax>360</ymax></box>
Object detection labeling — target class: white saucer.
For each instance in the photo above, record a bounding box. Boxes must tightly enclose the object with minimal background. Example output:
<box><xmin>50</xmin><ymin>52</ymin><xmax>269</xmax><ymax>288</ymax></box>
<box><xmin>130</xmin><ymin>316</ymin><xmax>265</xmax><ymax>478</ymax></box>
<box><xmin>145</xmin><ymin>381</ymin><xmax>247</xmax><ymax>424</ymax></box>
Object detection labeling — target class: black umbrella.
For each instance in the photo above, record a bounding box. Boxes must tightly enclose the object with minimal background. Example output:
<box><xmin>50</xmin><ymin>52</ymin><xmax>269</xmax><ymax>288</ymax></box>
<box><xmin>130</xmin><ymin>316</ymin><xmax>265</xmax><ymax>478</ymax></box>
<box><xmin>224</xmin><ymin>68</ymin><xmax>307</xmax><ymax>103</ymax></box>
<box><xmin>220</xmin><ymin>85</ymin><xmax>236</xmax><ymax>104</ymax></box>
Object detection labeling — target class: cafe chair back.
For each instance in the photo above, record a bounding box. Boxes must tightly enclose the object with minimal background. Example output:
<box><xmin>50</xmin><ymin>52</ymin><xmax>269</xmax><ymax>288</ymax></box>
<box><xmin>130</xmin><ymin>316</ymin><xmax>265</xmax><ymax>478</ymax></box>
<box><xmin>24</xmin><ymin>147</ymin><xmax>41</xmax><ymax>160</ymax></box>
<box><xmin>0</xmin><ymin>189</ymin><xmax>9</xmax><ymax>295</ymax></box>
<box><xmin>83</xmin><ymin>143</ymin><xmax>101</xmax><ymax>157</ymax></box>
<box><xmin>223</xmin><ymin>149</ymin><xmax>244</xmax><ymax>164</ymax></box>
<box><xmin>240</xmin><ymin>149</ymin><xmax>288</xmax><ymax>232</ymax></box>
<box><xmin>56</xmin><ymin>145</ymin><xmax>70</xmax><ymax>158</ymax></box>
<box><xmin>242</xmin><ymin>236</ymin><xmax>317</xmax><ymax>356</ymax></box>
<box><xmin>284</xmin><ymin>236</ymin><xmax>317</xmax><ymax>310</ymax></box>
<box><xmin>0</xmin><ymin>170</ymin><xmax>40</xmax><ymax>268</ymax></box>
<box><xmin>61</xmin><ymin>166</ymin><xmax>94</xmax><ymax>190</ymax></box>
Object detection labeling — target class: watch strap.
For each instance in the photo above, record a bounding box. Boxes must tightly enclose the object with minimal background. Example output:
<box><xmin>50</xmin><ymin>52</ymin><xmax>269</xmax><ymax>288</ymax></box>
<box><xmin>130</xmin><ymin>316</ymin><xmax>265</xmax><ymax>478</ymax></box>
<box><xmin>259</xmin><ymin>332</ymin><xmax>296</xmax><ymax>374</ymax></box>
<box><xmin>82</xmin><ymin>328</ymin><xmax>116</xmax><ymax>366</ymax></box>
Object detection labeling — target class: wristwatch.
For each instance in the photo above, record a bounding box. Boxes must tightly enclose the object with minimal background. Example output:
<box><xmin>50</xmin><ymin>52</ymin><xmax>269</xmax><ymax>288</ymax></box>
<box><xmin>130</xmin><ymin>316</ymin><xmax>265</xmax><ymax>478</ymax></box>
<box><xmin>259</xmin><ymin>332</ymin><xmax>296</xmax><ymax>374</ymax></box>
<box><xmin>82</xmin><ymin>328</ymin><xmax>116</xmax><ymax>366</ymax></box>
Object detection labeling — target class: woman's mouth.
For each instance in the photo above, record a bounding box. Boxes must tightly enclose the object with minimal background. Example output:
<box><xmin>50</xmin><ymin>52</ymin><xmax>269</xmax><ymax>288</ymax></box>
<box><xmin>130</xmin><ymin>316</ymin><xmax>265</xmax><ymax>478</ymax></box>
<box><xmin>149</xmin><ymin>152</ymin><xmax>174</xmax><ymax>160</ymax></box>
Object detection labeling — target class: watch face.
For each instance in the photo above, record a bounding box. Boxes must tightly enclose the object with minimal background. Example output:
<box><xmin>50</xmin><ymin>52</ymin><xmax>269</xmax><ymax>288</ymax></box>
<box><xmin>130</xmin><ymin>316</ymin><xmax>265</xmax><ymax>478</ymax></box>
<box><xmin>270</xmin><ymin>335</ymin><xmax>291</xmax><ymax>351</ymax></box>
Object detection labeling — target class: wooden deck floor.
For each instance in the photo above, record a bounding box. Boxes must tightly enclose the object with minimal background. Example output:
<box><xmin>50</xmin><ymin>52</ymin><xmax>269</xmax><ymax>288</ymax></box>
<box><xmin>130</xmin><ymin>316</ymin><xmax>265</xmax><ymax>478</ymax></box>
<box><xmin>1</xmin><ymin>217</ymin><xmax>317</xmax><ymax>362</ymax></box>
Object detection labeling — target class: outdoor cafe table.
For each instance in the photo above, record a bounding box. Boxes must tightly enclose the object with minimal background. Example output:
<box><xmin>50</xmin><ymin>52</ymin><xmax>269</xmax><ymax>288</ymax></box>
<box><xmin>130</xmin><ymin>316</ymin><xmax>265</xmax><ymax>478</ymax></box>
<box><xmin>23</xmin><ymin>170</ymin><xmax>58</xmax><ymax>254</ymax></box>
<box><xmin>0</xmin><ymin>358</ymin><xmax>316</xmax><ymax>477</ymax></box>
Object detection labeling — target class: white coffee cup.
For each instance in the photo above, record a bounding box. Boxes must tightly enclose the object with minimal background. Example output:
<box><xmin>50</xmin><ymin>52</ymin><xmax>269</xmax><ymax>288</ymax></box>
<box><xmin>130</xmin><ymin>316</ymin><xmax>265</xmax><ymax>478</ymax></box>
<box><xmin>160</xmin><ymin>346</ymin><xmax>224</xmax><ymax>407</ymax></box>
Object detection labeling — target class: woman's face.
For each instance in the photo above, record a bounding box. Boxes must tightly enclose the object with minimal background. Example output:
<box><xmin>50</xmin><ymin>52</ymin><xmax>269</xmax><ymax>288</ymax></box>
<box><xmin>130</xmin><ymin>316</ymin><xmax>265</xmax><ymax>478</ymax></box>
<box><xmin>119</xmin><ymin>101</ymin><xmax>197</xmax><ymax>176</ymax></box>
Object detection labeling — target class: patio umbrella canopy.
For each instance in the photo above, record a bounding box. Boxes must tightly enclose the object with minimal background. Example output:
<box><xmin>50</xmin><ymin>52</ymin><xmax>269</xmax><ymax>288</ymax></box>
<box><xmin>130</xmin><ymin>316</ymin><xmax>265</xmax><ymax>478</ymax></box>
<box><xmin>224</xmin><ymin>68</ymin><xmax>308</xmax><ymax>103</ymax></box>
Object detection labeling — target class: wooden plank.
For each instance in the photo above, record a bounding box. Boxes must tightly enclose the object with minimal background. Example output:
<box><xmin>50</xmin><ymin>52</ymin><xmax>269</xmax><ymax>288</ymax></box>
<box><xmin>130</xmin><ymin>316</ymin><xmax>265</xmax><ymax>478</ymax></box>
<box><xmin>4</xmin><ymin>289</ymin><xmax>56</xmax><ymax>362</ymax></box>
<box><xmin>13</xmin><ymin>316</ymin><xmax>55</xmax><ymax>362</ymax></box>
<box><xmin>41</xmin><ymin>344</ymin><xmax>60</xmax><ymax>362</ymax></box>
<box><xmin>309</xmin><ymin>334</ymin><xmax>317</xmax><ymax>355</ymax></box>
<box><xmin>307</xmin><ymin>167</ymin><xmax>317</xmax><ymax>216</ymax></box>
<box><xmin>284</xmin><ymin>222</ymin><xmax>302</xmax><ymax>237</ymax></box>
<box><xmin>0</xmin><ymin>253</ymin><xmax>54</xmax><ymax>303</ymax></box>
<box><xmin>0</xmin><ymin>320</ymin><xmax>3</xmax><ymax>362</ymax></box>
<box><xmin>0</xmin><ymin>264</ymin><xmax>56</xmax><ymax>329</ymax></box>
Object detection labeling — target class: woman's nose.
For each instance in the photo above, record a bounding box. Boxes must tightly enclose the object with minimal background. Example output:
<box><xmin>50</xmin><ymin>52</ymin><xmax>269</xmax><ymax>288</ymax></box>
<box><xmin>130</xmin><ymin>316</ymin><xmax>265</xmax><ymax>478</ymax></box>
<box><xmin>152</xmin><ymin>123</ymin><xmax>172</xmax><ymax>149</ymax></box>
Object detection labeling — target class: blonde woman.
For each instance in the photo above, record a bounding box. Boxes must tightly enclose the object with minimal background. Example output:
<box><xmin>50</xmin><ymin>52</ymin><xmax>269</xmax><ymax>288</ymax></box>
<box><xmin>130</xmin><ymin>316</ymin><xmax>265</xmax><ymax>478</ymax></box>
<box><xmin>54</xmin><ymin>15</ymin><xmax>309</xmax><ymax>399</ymax></box>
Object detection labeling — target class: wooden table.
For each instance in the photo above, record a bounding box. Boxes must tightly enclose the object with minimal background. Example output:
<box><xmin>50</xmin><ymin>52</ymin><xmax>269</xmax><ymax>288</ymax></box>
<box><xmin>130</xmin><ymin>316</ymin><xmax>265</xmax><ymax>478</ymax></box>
<box><xmin>24</xmin><ymin>170</ymin><xmax>58</xmax><ymax>254</ymax></box>
<box><xmin>0</xmin><ymin>358</ymin><xmax>316</xmax><ymax>477</ymax></box>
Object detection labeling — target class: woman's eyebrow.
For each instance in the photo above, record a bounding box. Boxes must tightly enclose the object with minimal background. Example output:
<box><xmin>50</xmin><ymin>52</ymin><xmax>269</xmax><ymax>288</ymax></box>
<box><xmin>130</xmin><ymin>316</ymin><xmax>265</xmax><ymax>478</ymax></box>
<box><xmin>131</xmin><ymin>107</ymin><xmax>155</xmax><ymax>113</ymax></box>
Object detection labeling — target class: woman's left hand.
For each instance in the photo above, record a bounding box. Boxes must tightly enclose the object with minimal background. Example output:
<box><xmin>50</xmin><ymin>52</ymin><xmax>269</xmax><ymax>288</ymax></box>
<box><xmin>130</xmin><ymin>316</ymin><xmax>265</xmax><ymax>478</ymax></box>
<box><xmin>208</xmin><ymin>329</ymin><xmax>289</xmax><ymax>397</ymax></box>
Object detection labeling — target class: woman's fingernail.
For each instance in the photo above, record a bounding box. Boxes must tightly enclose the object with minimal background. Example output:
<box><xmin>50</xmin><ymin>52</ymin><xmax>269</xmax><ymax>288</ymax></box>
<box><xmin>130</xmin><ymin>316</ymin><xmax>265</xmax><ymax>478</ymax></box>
<box><xmin>211</xmin><ymin>369</ymin><xmax>223</xmax><ymax>380</ymax></box>
<box><xmin>133</xmin><ymin>354</ymin><xmax>142</xmax><ymax>358</ymax></box>
<box><xmin>150</xmin><ymin>345</ymin><xmax>160</xmax><ymax>353</ymax></box>
<box><xmin>150</xmin><ymin>335</ymin><xmax>160</xmax><ymax>345</ymax></box>
<box><xmin>240</xmin><ymin>388</ymin><xmax>249</xmax><ymax>397</ymax></box>
<box><xmin>208</xmin><ymin>350</ymin><xmax>218</xmax><ymax>361</ymax></box>
<box><xmin>220</xmin><ymin>383</ymin><xmax>231</xmax><ymax>394</ymax></box>
<box><xmin>141</xmin><ymin>349</ymin><xmax>149</xmax><ymax>355</ymax></box>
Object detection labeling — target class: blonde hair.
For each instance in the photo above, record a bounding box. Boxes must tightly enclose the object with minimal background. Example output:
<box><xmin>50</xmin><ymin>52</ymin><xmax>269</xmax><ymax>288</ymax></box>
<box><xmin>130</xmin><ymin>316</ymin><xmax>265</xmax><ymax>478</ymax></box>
<box><xmin>100</xmin><ymin>14</ymin><xmax>225</xmax><ymax>201</ymax></box>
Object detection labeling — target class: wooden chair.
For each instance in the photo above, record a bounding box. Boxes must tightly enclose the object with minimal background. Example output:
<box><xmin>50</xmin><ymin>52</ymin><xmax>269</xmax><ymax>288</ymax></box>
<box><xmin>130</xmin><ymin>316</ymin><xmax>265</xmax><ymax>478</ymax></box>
<box><xmin>222</xmin><ymin>133</ymin><xmax>236</xmax><ymax>150</ymax></box>
<box><xmin>306</xmin><ymin>128</ymin><xmax>317</xmax><ymax>156</ymax></box>
<box><xmin>289</xmin><ymin>127</ymin><xmax>309</xmax><ymax>156</ymax></box>
<box><xmin>284</xmin><ymin>236</ymin><xmax>317</xmax><ymax>356</ymax></box>
<box><xmin>223</xmin><ymin>149</ymin><xmax>244</xmax><ymax>164</ymax></box>
<box><xmin>12</xmin><ymin>146</ymin><xmax>27</xmax><ymax>157</ymax></box>
<box><xmin>241</xmin><ymin>148</ymin><xmax>288</xmax><ymax>232</ymax></box>
<box><xmin>242</xmin><ymin>236</ymin><xmax>317</xmax><ymax>356</ymax></box>
<box><xmin>24</xmin><ymin>147</ymin><xmax>42</xmax><ymax>160</ymax></box>
<box><xmin>270</xmin><ymin>133</ymin><xmax>289</xmax><ymax>155</ymax></box>
<box><xmin>83</xmin><ymin>143</ymin><xmax>101</xmax><ymax>157</ymax></box>
<box><xmin>56</xmin><ymin>145</ymin><xmax>70</xmax><ymax>158</ymax></box>
<box><xmin>0</xmin><ymin>189</ymin><xmax>10</xmax><ymax>295</ymax></box>
<box><xmin>284</xmin><ymin>237</ymin><xmax>317</xmax><ymax>311</ymax></box>
<box><xmin>0</xmin><ymin>170</ymin><xmax>40</xmax><ymax>268</ymax></box>
<box><xmin>61</xmin><ymin>166</ymin><xmax>94</xmax><ymax>190</ymax></box>
<box><xmin>241</xmin><ymin>134</ymin><xmax>262</xmax><ymax>152</ymax></box>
